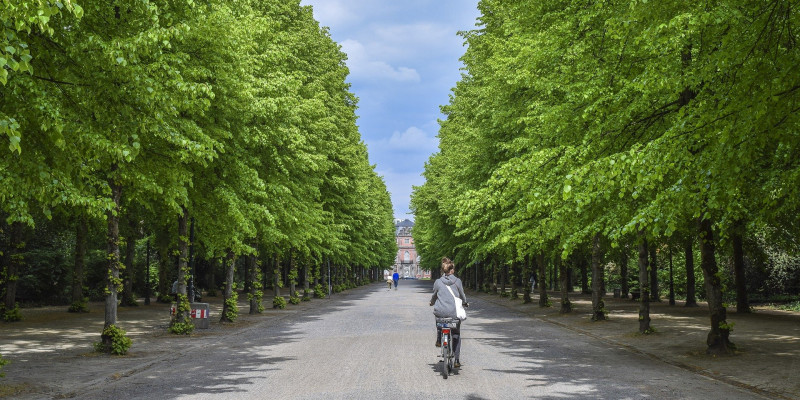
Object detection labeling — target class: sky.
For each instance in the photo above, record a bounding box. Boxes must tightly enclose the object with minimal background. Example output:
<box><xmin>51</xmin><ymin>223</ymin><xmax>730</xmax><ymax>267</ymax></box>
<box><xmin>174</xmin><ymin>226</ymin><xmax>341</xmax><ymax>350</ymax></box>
<box><xmin>299</xmin><ymin>0</ymin><xmax>481</xmax><ymax>221</ymax></box>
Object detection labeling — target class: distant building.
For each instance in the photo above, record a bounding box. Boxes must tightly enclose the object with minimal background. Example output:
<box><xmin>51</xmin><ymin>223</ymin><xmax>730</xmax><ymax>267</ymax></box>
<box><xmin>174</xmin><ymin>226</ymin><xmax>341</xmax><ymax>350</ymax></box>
<box><xmin>385</xmin><ymin>219</ymin><xmax>430</xmax><ymax>280</ymax></box>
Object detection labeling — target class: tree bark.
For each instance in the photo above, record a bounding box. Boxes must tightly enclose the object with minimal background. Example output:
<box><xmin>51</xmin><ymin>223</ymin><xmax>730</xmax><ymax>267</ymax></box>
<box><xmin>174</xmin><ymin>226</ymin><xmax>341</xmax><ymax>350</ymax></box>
<box><xmin>732</xmin><ymin>227</ymin><xmax>749</xmax><ymax>313</ymax></box>
<box><xmin>243</xmin><ymin>249</ymin><xmax>251</xmax><ymax>293</ymax></box>
<box><xmin>559</xmin><ymin>258</ymin><xmax>571</xmax><ymax>314</ymax></box>
<box><xmin>638</xmin><ymin>229</ymin><xmax>651</xmax><ymax>333</ymax></box>
<box><xmin>620</xmin><ymin>246</ymin><xmax>629</xmax><ymax>299</ymax></box>
<box><xmin>567</xmin><ymin>262</ymin><xmax>575</xmax><ymax>293</ymax></box>
<box><xmin>120</xmin><ymin>216</ymin><xmax>138</xmax><ymax>306</ymax></box>
<box><xmin>684</xmin><ymin>238</ymin><xmax>698</xmax><ymax>307</ymax></box>
<box><xmin>289</xmin><ymin>252</ymin><xmax>297</xmax><ymax>297</ymax></box>
<box><xmin>273</xmin><ymin>255</ymin><xmax>281</xmax><ymax>299</ymax></box>
<box><xmin>552</xmin><ymin>254</ymin><xmax>559</xmax><ymax>291</ymax></box>
<box><xmin>698</xmin><ymin>218</ymin><xmax>735</xmax><ymax>355</ymax></box>
<box><xmin>500</xmin><ymin>262</ymin><xmax>508</xmax><ymax>295</ymax></box>
<box><xmin>170</xmin><ymin>209</ymin><xmax>190</xmax><ymax>328</ymax></box>
<box><xmin>591</xmin><ymin>234</ymin><xmax>606</xmax><ymax>321</ymax></box>
<box><xmin>71</xmin><ymin>217</ymin><xmax>87</xmax><ymax>306</ymax></box>
<box><xmin>4</xmin><ymin>221</ymin><xmax>25</xmax><ymax>312</ymax></box>
<box><xmin>303</xmin><ymin>262</ymin><xmax>310</xmax><ymax>297</ymax></box>
<box><xmin>220</xmin><ymin>250</ymin><xmax>236</xmax><ymax>322</ymax></box>
<box><xmin>522</xmin><ymin>257</ymin><xmax>531</xmax><ymax>303</ymax></box>
<box><xmin>248</xmin><ymin>252</ymin><xmax>259</xmax><ymax>314</ymax></box>
<box><xmin>668</xmin><ymin>245</ymin><xmax>675</xmax><ymax>306</ymax></box>
<box><xmin>580</xmin><ymin>256</ymin><xmax>590</xmax><ymax>294</ymax></box>
<box><xmin>102</xmin><ymin>179</ymin><xmax>122</xmax><ymax>347</ymax></box>
<box><xmin>491</xmin><ymin>259</ymin><xmax>499</xmax><ymax>294</ymax></box>
<box><xmin>537</xmin><ymin>253</ymin><xmax>548</xmax><ymax>307</ymax></box>
<box><xmin>649</xmin><ymin>243</ymin><xmax>660</xmax><ymax>301</ymax></box>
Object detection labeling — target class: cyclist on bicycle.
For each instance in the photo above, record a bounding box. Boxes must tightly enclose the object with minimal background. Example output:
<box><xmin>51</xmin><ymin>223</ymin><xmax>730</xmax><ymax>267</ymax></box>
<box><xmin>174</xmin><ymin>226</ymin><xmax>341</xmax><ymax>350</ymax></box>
<box><xmin>429</xmin><ymin>257</ymin><xmax>468</xmax><ymax>368</ymax></box>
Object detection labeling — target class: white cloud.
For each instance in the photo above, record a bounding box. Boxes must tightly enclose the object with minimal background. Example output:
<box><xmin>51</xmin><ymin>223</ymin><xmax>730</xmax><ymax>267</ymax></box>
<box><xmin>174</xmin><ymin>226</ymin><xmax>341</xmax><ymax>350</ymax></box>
<box><xmin>301</xmin><ymin>0</ymin><xmax>367</xmax><ymax>27</ymax></box>
<box><xmin>341</xmin><ymin>40</ymin><xmax>421</xmax><ymax>83</ymax></box>
<box><xmin>387</xmin><ymin>126</ymin><xmax>438</xmax><ymax>152</ymax></box>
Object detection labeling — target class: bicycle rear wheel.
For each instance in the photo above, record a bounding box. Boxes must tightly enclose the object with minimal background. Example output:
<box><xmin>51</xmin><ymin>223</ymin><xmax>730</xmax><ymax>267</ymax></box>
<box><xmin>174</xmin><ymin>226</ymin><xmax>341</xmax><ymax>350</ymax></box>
<box><xmin>441</xmin><ymin>334</ymin><xmax>449</xmax><ymax>378</ymax></box>
<box><xmin>446</xmin><ymin>346</ymin><xmax>454</xmax><ymax>375</ymax></box>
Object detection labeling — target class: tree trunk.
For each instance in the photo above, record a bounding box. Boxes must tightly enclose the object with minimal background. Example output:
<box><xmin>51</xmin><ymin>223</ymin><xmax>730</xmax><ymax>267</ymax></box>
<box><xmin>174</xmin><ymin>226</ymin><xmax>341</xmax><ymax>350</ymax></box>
<box><xmin>221</xmin><ymin>250</ymin><xmax>236</xmax><ymax>322</ymax></box>
<box><xmin>638</xmin><ymin>228</ymin><xmax>651</xmax><ymax>333</ymax></box>
<box><xmin>559</xmin><ymin>258</ymin><xmax>571</xmax><ymax>314</ymax></box>
<box><xmin>668</xmin><ymin>245</ymin><xmax>675</xmax><ymax>306</ymax></box>
<box><xmin>120</xmin><ymin>217</ymin><xmax>138</xmax><ymax>306</ymax></box>
<box><xmin>102</xmin><ymin>180</ymin><xmax>122</xmax><ymax>347</ymax></box>
<box><xmin>208</xmin><ymin>257</ymin><xmax>217</xmax><ymax>296</ymax></box>
<box><xmin>273</xmin><ymin>255</ymin><xmax>281</xmax><ymax>299</ymax></box>
<box><xmin>684</xmin><ymin>238</ymin><xmax>698</xmax><ymax>307</ymax></box>
<box><xmin>243</xmin><ymin>250</ymin><xmax>251</xmax><ymax>293</ymax></box>
<box><xmin>170</xmin><ymin>209</ymin><xmax>190</xmax><ymax>329</ymax></box>
<box><xmin>649</xmin><ymin>243</ymin><xmax>660</xmax><ymax>301</ymax></box>
<box><xmin>620</xmin><ymin>246</ymin><xmax>629</xmax><ymax>299</ymax></box>
<box><xmin>567</xmin><ymin>263</ymin><xmax>575</xmax><ymax>293</ymax></box>
<box><xmin>552</xmin><ymin>254</ymin><xmax>559</xmax><ymax>291</ymax></box>
<box><xmin>732</xmin><ymin>227</ymin><xmax>749</xmax><ymax>313</ymax></box>
<box><xmin>699</xmin><ymin>218</ymin><xmax>735</xmax><ymax>355</ymax></box>
<box><xmin>289</xmin><ymin>252</ymin><xmax>297</xmax><ymax>297</ymax></box>
<box><xmin>591</xmin><ymin>234</ymin><xmax>606</xmax><ymax>321</ymax></box>
<box><xmin>71</xmin><ymin>217</ymin><xmax>87</xmax><ymax>306</ymax></box>
<box><xmin>537</xmin><ymin>253</ymin><xmax>548</xmax><ymax>307</ymax></box>
<box><xmin>580</xmin><ymin>256</ymin><xmax>590</xmax><ymax>294</ymax></box>
<box><xmin>522</xmin><ymin>257</ymin><xmax>531</xmax><ymax>303</ymax></box>
<box><xmin>491</xmin><ymin>259</ymin><xmax>499</xmax><ymax>294</ymax></box>
<box><xmin>500</xmin><ymin>262</ymin><xmax>507</xmax><ymax>295</ymax></box>
<box><xmin>303</xmin><ymin>263</ymin><xmax>310</xmax><ymax>297</ymax></box>
<box><xmin>483</xmin><ymin>261</ymin><xmax>491</xmax><ymax>292</ymax></box>
<box><xmin>144</xmin><ymin>240</ymin><xmax>151</xmax><ymax>305</ymax></box>
<box><xmin>154</xmin><ymin>225</ymin><xmax>172</xmax><ymax>303</ymax></box>
<box><xmin>248</xmin><ymin>252</ymin><xmax>259</xmax><ymax>314</ymax></box>
<box><xmin>4</xmin><ymin>221</ymin><xmax>25</xmax><ymax>312</ymax></box>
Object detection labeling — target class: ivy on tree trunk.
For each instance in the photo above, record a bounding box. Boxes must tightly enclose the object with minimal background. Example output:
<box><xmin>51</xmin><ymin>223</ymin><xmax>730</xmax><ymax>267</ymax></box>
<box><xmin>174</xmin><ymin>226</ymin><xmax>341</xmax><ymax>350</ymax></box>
<box><xmin>591</xmin><ymin>234</ymin><xmax>606</xmax><ymax>321</ymax></box>
<box><xmin>698</xmin><ymin>218</ymin><xmax>735</xmax><ymax>355</ymax></box>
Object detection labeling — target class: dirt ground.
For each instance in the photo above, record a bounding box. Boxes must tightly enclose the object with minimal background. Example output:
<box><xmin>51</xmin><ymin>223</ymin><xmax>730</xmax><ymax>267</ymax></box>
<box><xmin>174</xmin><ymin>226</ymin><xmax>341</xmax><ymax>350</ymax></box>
<box><xmin>1</xmin><ymin>286</ymin><xmax>799</xmax><ymax>399</ymax></box>
<box><xmin>476</xmin><ymin>290</ymin><xmax>800</xmax><ymax>400</ymax></box>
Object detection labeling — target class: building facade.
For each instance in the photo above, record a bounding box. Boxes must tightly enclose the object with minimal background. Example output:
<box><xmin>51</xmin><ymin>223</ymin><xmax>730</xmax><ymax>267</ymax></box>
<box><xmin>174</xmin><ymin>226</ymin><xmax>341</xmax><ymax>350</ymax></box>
<box><xmin>385</xmin><ymin>219</ymin><xmax>430</xmax><ymax>280</ymax></box>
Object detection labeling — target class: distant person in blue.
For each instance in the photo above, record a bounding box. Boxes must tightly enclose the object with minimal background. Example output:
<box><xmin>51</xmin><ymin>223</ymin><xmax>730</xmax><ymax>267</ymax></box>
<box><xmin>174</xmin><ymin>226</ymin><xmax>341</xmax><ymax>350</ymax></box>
<box><xmin>392</xmin><ymin>271</ymin><xmax>400</xmax><ymax>290</ymax></box>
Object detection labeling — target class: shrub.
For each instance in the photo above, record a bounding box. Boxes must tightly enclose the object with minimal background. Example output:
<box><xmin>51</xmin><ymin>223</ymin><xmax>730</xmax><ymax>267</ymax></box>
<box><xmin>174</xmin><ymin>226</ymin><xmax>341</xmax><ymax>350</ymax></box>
<box><xmin>2</xmin><ymin>303</ymin><xmax>22</xmax><ymax>322</ymax></box>
<box><xmin>94</xmin><ymin>324</ymin><xmax>132</xmax><ymax>355</ymax></box>
<box><xmin>273</xmin><ymin>296</ymin><xmax>287</xmax><ymax>309</ymax></box>
<box><xmin>314</xmin><ymin>284</ymin><xmax>326</xmax><ymax>299</ymax></box>
<box><xmin>223</xmin><ymin>291</ymin><xmax>239</xmax><ymax>322</ymax></box>
<box><xmin>169</xmin><ymin>294</ymin><xmax>195</xmax><ymax>335</ymax></box>
<box><xmin>68</xmin><ymin>297</ymin><xmax>89</xmax><ymax>313</ymax></box>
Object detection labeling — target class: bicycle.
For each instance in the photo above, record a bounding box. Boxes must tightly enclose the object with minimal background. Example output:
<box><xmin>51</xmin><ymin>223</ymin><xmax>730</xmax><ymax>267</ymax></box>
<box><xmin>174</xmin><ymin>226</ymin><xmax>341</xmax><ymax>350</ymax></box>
<box><xmin>436</xmin><ymin>317</ymin><xmax>459</xmax><ymax>378</ymax></box>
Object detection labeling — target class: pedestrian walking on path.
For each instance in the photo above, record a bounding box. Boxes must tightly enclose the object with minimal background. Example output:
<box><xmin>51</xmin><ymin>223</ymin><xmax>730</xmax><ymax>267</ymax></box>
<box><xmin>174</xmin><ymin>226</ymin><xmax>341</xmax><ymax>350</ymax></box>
<box><xmin>393</xmin><ymin>271</ymin><xmax>399</xmax><ymax>290</ymax></box>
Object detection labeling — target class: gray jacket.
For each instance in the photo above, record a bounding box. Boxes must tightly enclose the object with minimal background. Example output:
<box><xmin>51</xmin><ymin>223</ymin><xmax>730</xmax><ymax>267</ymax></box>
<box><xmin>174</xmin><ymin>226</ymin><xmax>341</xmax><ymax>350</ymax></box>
<box><xmin>431</xmin><ymin>274</ymin><xmax>467</xmax><ymax>318</ymax></box>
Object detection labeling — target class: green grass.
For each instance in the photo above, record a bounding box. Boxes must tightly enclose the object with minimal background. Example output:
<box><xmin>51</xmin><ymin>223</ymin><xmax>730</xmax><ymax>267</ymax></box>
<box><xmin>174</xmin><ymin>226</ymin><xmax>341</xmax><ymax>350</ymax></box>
<box><xmin>775</xmin><ymin>301</ymin><xmax>800</xmax><ymax>312</ymax></box>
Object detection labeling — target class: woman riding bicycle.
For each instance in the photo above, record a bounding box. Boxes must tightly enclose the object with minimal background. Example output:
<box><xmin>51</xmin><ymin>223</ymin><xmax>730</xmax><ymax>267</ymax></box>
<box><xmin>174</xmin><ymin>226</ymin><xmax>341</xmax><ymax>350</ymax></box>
<box><xmin>429</xmin><ymin>257</ymin><xmax>468</xmax><ymax>368</ymax></box>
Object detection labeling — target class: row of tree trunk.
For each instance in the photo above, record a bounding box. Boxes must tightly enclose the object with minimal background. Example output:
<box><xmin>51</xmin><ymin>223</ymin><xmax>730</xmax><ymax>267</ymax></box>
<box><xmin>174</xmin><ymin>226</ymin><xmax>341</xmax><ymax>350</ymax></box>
<box><xmin>457</xmin><ymin>219</ymin><xmax>746</xmax><ymax>355</ymax></box>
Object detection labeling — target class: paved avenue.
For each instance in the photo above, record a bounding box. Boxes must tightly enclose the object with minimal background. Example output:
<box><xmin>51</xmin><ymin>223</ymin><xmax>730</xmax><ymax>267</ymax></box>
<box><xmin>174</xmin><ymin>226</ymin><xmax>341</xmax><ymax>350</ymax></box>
<box><xmin>80</xmin><ymin>280</ymin><xmax>762</xmax><ymax>400</ymax></box>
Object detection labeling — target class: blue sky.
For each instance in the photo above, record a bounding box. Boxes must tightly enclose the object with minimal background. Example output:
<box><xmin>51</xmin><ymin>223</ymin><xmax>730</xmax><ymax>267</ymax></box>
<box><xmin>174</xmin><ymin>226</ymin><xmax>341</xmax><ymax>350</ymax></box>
<box><xmin>299</xmin><ymin>0</ymin><xmax>481</xmax><ymax>221</ymax></box>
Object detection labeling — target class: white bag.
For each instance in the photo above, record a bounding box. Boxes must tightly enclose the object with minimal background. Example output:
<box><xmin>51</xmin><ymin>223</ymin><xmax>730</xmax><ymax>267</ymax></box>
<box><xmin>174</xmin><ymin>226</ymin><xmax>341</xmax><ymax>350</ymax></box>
<box><xmin>446</xmin><ymin>285</ymin><xmax>467</xmax><ymax>321</ymax></box>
